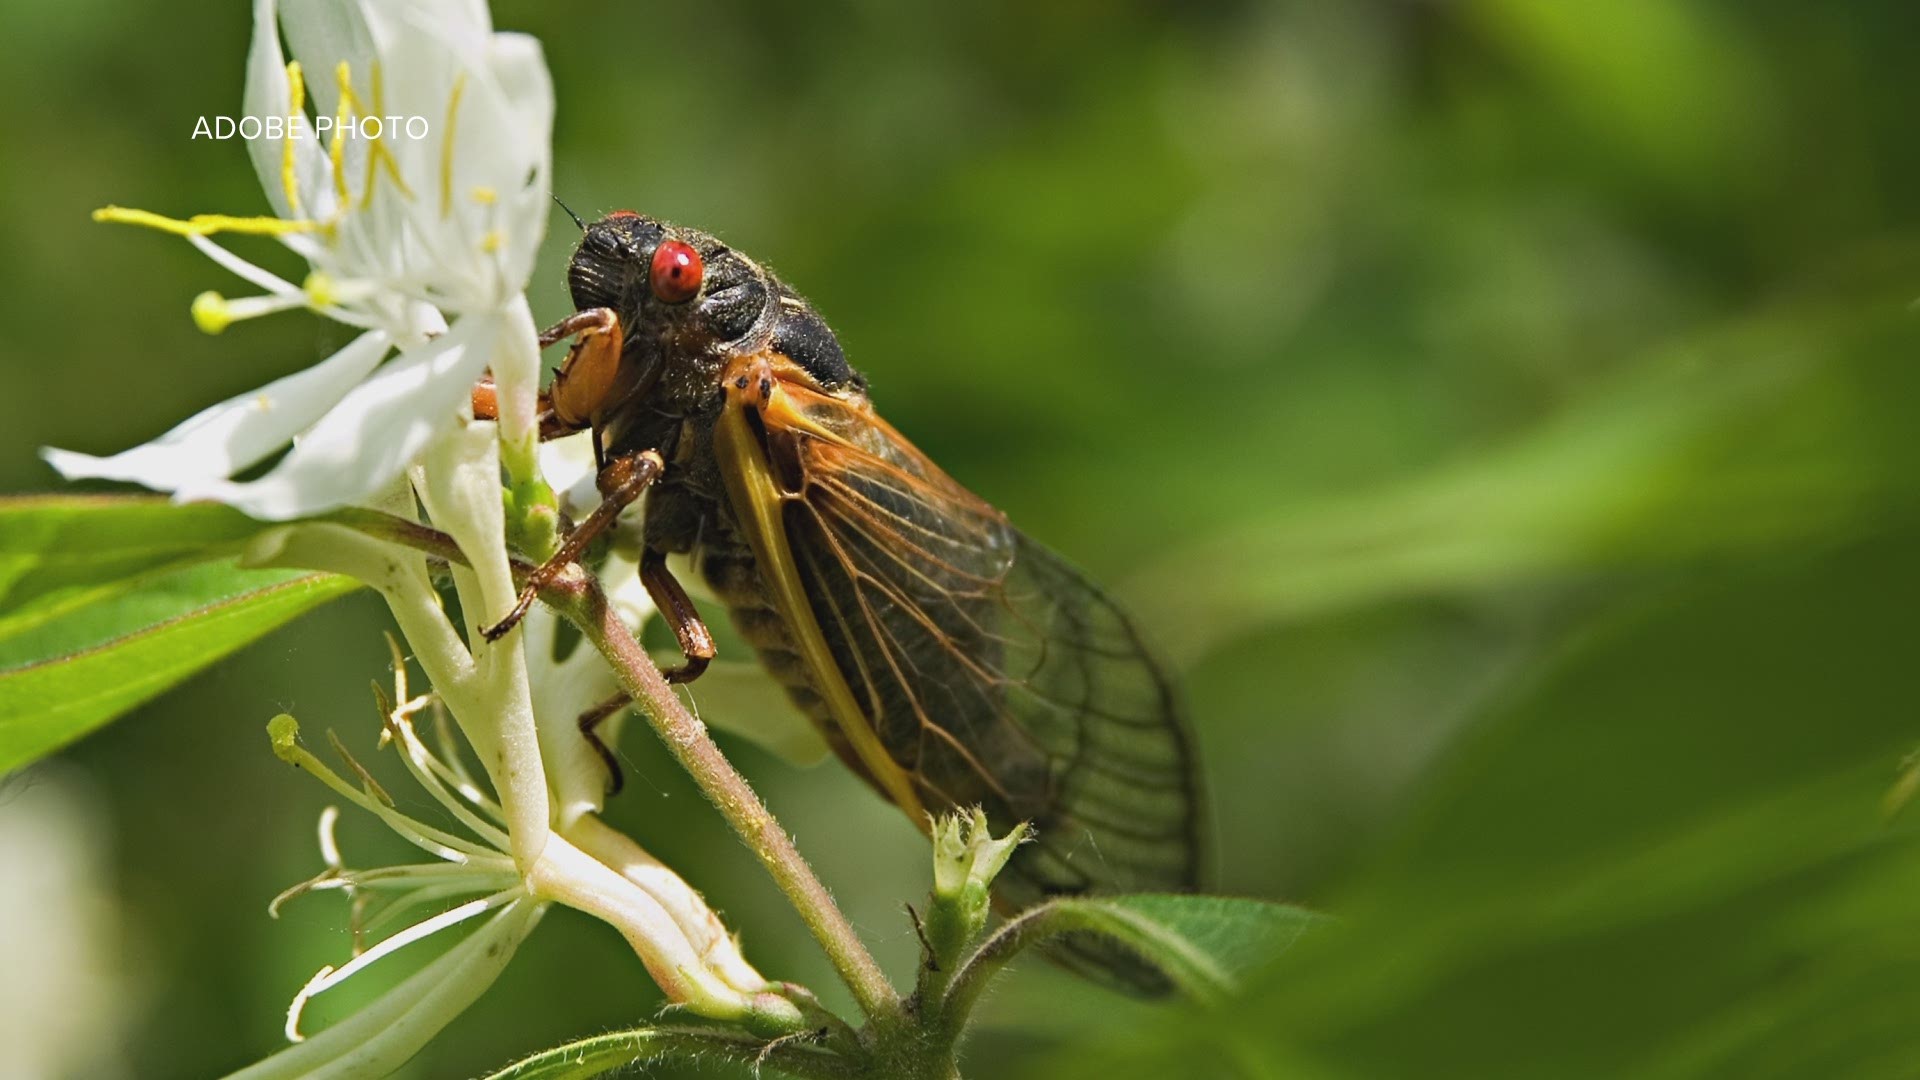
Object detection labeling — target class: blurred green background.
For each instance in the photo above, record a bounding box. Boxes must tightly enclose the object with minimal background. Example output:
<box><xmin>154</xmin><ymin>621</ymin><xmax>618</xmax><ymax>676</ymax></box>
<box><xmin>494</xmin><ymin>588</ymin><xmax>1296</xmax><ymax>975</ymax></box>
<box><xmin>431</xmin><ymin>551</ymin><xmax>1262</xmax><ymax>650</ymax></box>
<box><xmin>4</xmin><ymin>1</ymin><xmax>1920</xmax><ymax>1077</ymax></box>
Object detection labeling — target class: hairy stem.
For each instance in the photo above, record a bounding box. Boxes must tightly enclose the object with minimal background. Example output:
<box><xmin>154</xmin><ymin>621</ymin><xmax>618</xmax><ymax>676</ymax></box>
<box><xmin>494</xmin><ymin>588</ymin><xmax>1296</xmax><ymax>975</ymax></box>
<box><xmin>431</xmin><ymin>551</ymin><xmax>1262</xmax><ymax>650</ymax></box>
<box><xmin>938</xmin><ymin>901</ymin><xmax>1089</xmax><ymax>1040</ymax></box>
<box><xmin>333</xmin><ymin>507</ymin><xmax>903</xmax><ymax>1022</ymax></box>
<box><xmin>568</xmin><ymin>585</ymin><xmax>902</xmax><ymax>1023</ymax></box>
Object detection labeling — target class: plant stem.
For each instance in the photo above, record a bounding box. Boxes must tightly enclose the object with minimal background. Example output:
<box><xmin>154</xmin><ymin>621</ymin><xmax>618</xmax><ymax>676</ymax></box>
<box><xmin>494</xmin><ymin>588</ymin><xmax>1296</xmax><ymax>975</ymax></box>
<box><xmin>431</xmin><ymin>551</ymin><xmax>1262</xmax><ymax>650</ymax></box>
<box><xmin>568</xmin><ymin>583</ymin><xmax>902</xmax><ymax>1024</ymax></box>
<box><xmin>936</xmin><ymin>901</ymin><xmax>1085</xmax><ymax>1040</ymax></box>
<box><xmin>334</xmin><ymin>508</ymin><xmax>903</xmax><ymax>1022</ymax></box>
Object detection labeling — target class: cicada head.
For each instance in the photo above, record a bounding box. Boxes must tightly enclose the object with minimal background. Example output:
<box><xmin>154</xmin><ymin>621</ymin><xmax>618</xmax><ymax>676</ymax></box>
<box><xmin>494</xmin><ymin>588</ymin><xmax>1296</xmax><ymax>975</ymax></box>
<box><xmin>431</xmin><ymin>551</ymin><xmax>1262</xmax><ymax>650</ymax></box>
<box><xmin>567</xmin><ymin>211</ymin><xmax>772</xmax><ymax>359</ymax></box>
<box><xmin>565</xmin><ymin>211</ymin><xmax>862</xmax><ymax>398</ymax></box>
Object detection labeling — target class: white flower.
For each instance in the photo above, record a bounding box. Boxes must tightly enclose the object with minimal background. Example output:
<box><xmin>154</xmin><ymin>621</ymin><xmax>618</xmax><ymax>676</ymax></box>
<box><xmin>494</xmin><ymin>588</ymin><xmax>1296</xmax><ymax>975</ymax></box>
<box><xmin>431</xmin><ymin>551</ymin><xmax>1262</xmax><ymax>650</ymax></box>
<box><xmin>245</xmin><ymin>712</ymin><xmax>530</xmax><ymax>1080</ymax></box>
<box><xmin>235</xmin><ymin>426</ymin><xmax>797</xmax><ymax>1075</ymax></box>
<box><xmin>531</xmin><ymin>430</ymin><xmax>653</xmax><ymax>825</ymax></box>
<box><xmin>48</xmin><ymin>3</ymin><xmax>817</xmax><ymax>1067</ymax></box>
<box><xmin>232</xmin><ymin>649</ymin><xmax>802</xmax><ymax>1076</ymax></box>
<box><xmin>43</xmin><ymin>0</ymin><xmax>553</xmax><ymax>520</ymax></box>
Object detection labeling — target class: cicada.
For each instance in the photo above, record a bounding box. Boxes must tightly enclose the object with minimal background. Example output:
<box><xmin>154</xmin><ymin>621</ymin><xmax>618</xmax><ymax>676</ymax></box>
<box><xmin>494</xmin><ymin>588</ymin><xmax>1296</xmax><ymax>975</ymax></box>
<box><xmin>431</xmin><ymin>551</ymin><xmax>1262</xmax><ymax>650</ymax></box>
<box><xmin>475</xmin><ymin>210</ymin><xmax>1203</xmax><ymax>991</ymax></box>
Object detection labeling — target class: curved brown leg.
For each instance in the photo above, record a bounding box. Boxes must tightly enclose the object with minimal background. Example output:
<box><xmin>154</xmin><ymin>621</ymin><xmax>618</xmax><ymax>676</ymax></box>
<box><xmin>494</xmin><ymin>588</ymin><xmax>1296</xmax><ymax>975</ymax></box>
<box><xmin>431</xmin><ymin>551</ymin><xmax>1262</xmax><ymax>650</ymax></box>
<box><xmin>472</xmin><ymin>375</ymin><xmax>589</xmax><ymax>441</ymax></box>
<box><xmin>482</xmin><ymin>449</ymin><xmax>665</xmax><ymax>641</ymax></box>
<box><xmin>641</xmin><ymin>548</ymin><xmax>716</xmax><ymax>684</ymax></box>
<box><xmin>538</xmin><ymin>307</ymin><xmax>617</xmax><ymax>349</ymax></box>
<box><xmin>577</xmin><ymin>691</ymin><xmax>632</xmax><ymax>796</ymax></box>
<box><xmin>469</xmin><ymin>307</ymin><xmax>624</xmax><ymax>441</ymax></box>
<box><xmin>542</xmin><ymin>308</ymin><xmax>624</xmax><ymax>435</ymax></box>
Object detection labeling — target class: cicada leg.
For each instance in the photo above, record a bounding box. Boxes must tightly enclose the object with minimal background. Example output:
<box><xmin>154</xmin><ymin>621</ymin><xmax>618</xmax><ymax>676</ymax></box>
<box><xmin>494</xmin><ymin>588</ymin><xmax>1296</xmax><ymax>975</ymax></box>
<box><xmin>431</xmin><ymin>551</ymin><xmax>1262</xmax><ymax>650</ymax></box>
<box><xmin>641</xmin><ymin>547</ymin><xmax>716</xmax><ymax>685</ymax></box>
<box><xmin>469</xmin><ymin>307</ymin><xmax>624</xmax><ymax>443</ymax></box>
<box><xmin>467</xmin><ymin>308</ymin><xmax>663</xmax><ymax>783</ymax></box>
<box><xmin>576</xmin><ymin>691</ymin><xmax>632</xmax><ymax>796</ymax></box>
<box><xmin>482</xmin><ymin>448</ymin><xmax>665</xmax><ymax>641</ymax></box>
<box><xmin>556</xmin><ymin>547</ymin><xmax>715</xmax><ymax>797</ymax></box>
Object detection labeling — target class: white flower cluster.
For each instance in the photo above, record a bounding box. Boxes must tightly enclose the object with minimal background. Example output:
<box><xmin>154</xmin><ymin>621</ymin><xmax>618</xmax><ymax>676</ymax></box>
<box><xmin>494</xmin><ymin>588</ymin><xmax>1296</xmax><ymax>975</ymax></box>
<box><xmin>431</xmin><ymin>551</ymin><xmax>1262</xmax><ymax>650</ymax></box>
<box><xmin>43</xmin><ymin>1</ymin><xmax>803</xmax><ymax>1074</ymax></box>
<box><xmin>47</xmin><ymin>0</ymin><xmax>552</xmax><ymax>519</ymax></box>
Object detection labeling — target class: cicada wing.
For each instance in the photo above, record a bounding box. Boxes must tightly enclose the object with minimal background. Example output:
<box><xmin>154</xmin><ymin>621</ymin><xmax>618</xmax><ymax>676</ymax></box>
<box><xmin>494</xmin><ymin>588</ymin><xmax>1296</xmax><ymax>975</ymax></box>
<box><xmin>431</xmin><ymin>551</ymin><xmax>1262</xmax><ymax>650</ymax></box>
<box><xmin>950</xmin><ymin>532</ymin><xmax>1205</xmax><ymax>996</ymax></box>
<box><xmin>728</xmin><ymin>365</ymin><xmax>1204</xmax><ymax>992</ymax></box>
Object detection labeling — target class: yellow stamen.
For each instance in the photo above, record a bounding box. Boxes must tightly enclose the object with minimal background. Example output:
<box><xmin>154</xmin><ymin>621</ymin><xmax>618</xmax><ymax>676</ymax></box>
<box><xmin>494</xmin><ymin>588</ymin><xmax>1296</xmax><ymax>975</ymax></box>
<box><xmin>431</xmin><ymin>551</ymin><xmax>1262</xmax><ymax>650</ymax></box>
<box><xmin>364</xmin><ymin>62</ymin><xmax>414</xmax><ymax>201</ymax></box>
<box><xmin>303</xmin><ymin>271</ymin><xmax>338</xmax><ymax>308</ymax></box>
<box><xmin>192</xmin><ymin>290</ymin><xmax>308</xmax><ymax>333</ymax></box>
<box><xmin>480</xmin><ymin>229</ymin><xmax>503</xmax><ymax>253</ymax></box>
<box><xmin>360</xmin><ymin>64</ymin><xmax>381</xmax><ymax>201</ymax></box>
<box><xmin>269</xmin><ymin>713</ymin><xmax>302</xmax><ymax>763</ymax></box>
<box><xmin>283</xmin><ymin>62</ymin><xmax>306</xmax><ymax>214</ymax></box>
<box><xmin>469</xmin><ymin>185</ymin><xmax>497</xmax><ymax>205</ymax></box>
<box><xmin>192</xmin><ymin>291</ymin><xmax>233</xmax><ymax>335</ymax></box>
<box><xmin>93</xmin><ymin>205</ymin><xmax>320</xmax><ymax>237</ymax></box>
<box><xmin>440</xmin><ymin>72</ymin><xmax>468</xmax><ymax>218</ymax></box>
<box><xmin>330</xmin><ymin>61</ymin><xmax>354</xmax><ymax>209</ymax></box>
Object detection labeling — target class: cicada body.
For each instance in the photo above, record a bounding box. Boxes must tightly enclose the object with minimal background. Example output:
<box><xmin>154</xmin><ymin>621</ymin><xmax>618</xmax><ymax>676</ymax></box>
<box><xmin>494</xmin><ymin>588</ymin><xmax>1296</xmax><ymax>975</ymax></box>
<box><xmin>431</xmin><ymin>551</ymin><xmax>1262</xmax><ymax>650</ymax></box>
<box><xmin>493</xmin><ymin>210</ymin><xmax>1204</xmax><ymax>992</ymax></box>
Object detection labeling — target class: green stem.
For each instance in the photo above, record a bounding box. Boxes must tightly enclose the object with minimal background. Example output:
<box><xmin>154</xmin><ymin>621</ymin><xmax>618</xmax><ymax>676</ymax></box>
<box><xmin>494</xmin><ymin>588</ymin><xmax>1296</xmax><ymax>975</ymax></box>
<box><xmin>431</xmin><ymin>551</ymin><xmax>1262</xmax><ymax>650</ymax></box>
<box><xmin>325</xmin><ymin>508</ymin><xmax>516</xmax><ymax>570</ymax></box>
<box><xmin>332</xmin><ymin>508</ymin><xmax>904</xmax><ymax>1024</ymax></box>
<box><xmin>568</xmin><ymin>586</ymin><xmax>902</xmax><ymax>1024</ymax></box>
<box><xmin>937</xmin><ymin>901</ymin><xmax>1088</xmax><ymax>1041</ymax></box>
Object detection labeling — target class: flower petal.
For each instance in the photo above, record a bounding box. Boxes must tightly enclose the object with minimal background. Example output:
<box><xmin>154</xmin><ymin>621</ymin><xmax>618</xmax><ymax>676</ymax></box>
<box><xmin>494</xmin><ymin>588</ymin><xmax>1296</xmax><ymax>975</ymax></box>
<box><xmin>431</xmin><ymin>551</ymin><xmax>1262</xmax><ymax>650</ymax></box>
<box><xmin>223</xmin><ymin>897</ymin><xmax>542</xmax><ymax>1080</ymax></box>
<box><xmin>241</xmin><ymin>0</ymin><xmax>296</xmax><ymax>220</ymax></box>
<box><xmin>473</xmin><ymin>32</ymin><xmax>555</xmax><ymax>294</ymax></box>
<box><xmin>364</xmin><ymin>0</ymin><xmax>492</xmax><ymax>55</ymax></box>
<box><xmin>42</xmin><ymin>329</ymin><xmax>390</xmax><ymax>494</ymax></box>
<box><xmin>365</xmin><ymin>15</ymin><xmax>552</xmax><ymax>309</ymax></box>
<box><xmin>181</xmin><ymin>314</ymin><xmax>492</xmax><ymax>518</ymax></box>
<box><xmin>538</xmin><ymin>431</ymin><xmax>602</xmax><ymax>517</ymax></box>
<box><xmin>274</xmin><ymin>0</ymin><xmax>377</xmax><ymax>119</ymax></box>
<box><xmin>412</xmin><ymin>421</ymin><xmax>550</xmax><ymax>867</ymax></box>
<box><xmin>526</xmin><ymin>578</ymin><xmax>630</xmax><ymax>826</ymax></box>
<box><xmin>242</xmin><ymin>0</ymin><xmax>346</xmax><ymax>221</ymax></box>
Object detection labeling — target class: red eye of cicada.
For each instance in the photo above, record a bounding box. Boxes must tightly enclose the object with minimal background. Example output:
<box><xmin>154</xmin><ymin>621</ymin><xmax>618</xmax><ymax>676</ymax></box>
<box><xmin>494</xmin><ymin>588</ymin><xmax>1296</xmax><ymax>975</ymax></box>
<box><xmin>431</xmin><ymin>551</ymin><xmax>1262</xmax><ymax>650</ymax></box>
<box><xmin>649</xmin><ymin>239</ymin><xmax>703</xmax><ymax>303</ymax></box>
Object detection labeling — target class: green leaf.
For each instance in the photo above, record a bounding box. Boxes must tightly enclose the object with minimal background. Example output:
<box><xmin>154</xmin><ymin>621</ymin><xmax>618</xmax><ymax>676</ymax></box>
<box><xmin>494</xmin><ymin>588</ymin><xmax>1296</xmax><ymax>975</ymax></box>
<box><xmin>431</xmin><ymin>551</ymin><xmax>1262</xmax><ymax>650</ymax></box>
<box><xmin>0</xmin><ymin>495</ymin><xmax>361</xmax><ymax>773</ymax></box>
<box><xmin>477</xmin><ymin>1028</ymin><xmax>794</xmax><ymax>1080</ymax></box>
<box><xmin>0</xmin><ymin>559</ymin><xmax>320</xmax><ymax>671</ymax></box>
<box><xmin>0</xmin><ymin>495</ymin><xmax>272</xmax><ymax>623</ymax></box>
<box><xmin>1016</xmin><ymin>895</ymin><xmax>1330</xmax><ymax>1001</ymax></box>
<box><xmin>1098</xmin><ymin>895</ymin><xmax>1331</xmax><ymax>993</ymax></box>
<box><xmin>0</xmin><ymin>570</ymin><xmax>359</xmax><ymax>773</ymax></box>
<box><xmin>478</xmin><ymin>1031</ymin><xmax>676</xmax><ymax>1080</ymax></box>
